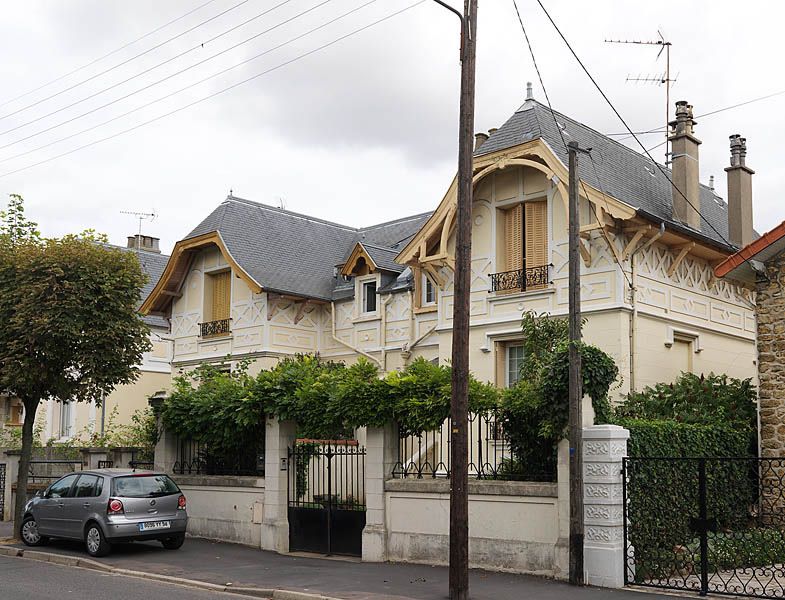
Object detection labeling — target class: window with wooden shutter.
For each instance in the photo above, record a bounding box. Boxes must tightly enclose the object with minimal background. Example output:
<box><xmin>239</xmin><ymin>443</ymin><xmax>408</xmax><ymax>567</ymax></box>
<box><xmin>504</xmin><ymin>204</ymin><xmax>523</xmax><ymax>272</ymax></box>
<box><xmin>524</xmin><ymin>200</ymin><xmax>548</xmax><ymax>268</ymax></box>
<box><xmin>211</xmin><ymin>271</ymin><xmax>231</xmax><ymax>321</ymax></box>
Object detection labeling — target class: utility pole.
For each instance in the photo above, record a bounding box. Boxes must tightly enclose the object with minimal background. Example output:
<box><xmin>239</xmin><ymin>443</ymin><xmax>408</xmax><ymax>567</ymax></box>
<box><xmin>447</xmin><ymin>1</ymin><xmax>477</xmax><ymax>599</ymax></box>
<box><xmin>567</xmin><ymin>141</ymin><xmax>585</xmax><ymax>586</ymax></box>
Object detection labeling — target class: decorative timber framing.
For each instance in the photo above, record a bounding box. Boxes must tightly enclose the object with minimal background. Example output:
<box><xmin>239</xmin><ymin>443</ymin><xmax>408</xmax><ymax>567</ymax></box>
<box><xmin>267</xmin><ymin>293</ymin><xmax>321</xmax><ymax>323</ymax></box>
<box><xmin>141</xmin><ymin>230</ymin><xmax>261</xmax><ymax>316</ymax></box>
<box><xmin>395</xmin><ymin>138</ymin><xmax>637</xmax><ymax>271</ymax></box>
<box><xmin>667</xmin><ymin>242</ymin><xmax>696</xmax><ymax>277</ymax></box>
<box><xmin>341</xmin><ymin>243</ymin><xmax>378</xmax><ymax>277</ymax></box>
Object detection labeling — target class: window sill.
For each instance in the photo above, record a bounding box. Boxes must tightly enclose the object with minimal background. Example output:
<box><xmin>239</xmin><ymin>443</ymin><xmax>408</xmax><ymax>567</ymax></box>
<box><xmin>353</xmin><ymin>313</ymin><xmax>380</xmax><ymax>324</ymax></box>
<box><xmin>414</xmin><ymin>304</ymin><xmax>437</xmax><ymax>315</ymax></box>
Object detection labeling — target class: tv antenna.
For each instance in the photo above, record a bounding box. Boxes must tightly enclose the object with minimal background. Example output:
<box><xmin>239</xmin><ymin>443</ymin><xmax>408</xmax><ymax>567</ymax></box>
<box><xmin>120</xmin><ymin>209</ymin><xmax>157</xmax><ymax>251</ymax></box>
<box><xmin>605</xmin><ymin>31</ymin><xmax>674</xmax><ymax>163</ymax></box>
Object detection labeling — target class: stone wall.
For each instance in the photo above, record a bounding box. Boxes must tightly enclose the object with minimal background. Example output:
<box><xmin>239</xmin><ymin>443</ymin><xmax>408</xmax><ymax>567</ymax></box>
<box><xmin>758</xmin><ymin>252</ymin><xmax>785</xmax><ymax>456</ymax></box>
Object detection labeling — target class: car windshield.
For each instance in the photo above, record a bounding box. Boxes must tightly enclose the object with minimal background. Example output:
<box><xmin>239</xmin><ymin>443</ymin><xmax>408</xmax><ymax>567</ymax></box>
<box><xmin>112</xmin><ymin>475</ymin><xmax>180</xmax><ymax>498</ymax></box>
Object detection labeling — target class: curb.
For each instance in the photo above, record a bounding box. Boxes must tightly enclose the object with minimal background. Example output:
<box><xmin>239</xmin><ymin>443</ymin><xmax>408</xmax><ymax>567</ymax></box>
<box><xmin>1</xmin><ymin>546</ymin><xmax>347</xmax><ymax>600</ymax></box>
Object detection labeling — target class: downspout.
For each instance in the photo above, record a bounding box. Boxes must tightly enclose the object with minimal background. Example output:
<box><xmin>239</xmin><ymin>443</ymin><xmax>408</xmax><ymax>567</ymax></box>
<box><xmin>380</xmin><ymin>294</ymin><xmax>392</xmax><ymax>372</ymax></box>
<box><xmin>628</xmin><ymin>223</ymin><xmax>665</xmax><ymax>393</ymax></box>
<box><xmin>331</xmin><ymin>302</ymin><xmax>382</xmax><ymax>367</ymax></box>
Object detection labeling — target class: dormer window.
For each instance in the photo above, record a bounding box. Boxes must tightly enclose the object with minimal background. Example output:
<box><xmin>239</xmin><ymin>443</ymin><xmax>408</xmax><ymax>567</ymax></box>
<box><xmin>362</xmin><ymin>280</ymin><xmax>377</xmax><ymax>313</ymax></box>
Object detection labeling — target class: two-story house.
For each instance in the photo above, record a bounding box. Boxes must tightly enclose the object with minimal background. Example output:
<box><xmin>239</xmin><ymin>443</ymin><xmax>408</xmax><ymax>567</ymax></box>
<box><xmin>141</xmin><ymin>92</ymin><xmax>758</xmax><ymax>401</ymax></box>
<box><xmin>40</xmin><ymin>235</ymin><xmax>172</xmax><ymax>442</ymax></box>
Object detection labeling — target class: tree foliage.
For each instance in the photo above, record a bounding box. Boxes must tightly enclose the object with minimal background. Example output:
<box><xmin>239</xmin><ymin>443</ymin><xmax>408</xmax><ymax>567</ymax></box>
<box><xmin>0</xmin><ymin>194</ymin><xmax>151</xmax><ymax>531</ymax></box>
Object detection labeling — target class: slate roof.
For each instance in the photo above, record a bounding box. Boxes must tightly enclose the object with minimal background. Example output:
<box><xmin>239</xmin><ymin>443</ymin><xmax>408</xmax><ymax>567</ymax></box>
<box><xmin>185</xmin><ymin>196</ymin><xmax>431</xmax><ymax>301</ymax></box>
<box><xmin>476</xmin><ymin>99</ymin><xmax>737</xmax><ymax>251</ymax></box>
<box><xmin>108</xmin><ymin>243</ymin><xmax>170</xmax><ymax>329</ymax></box>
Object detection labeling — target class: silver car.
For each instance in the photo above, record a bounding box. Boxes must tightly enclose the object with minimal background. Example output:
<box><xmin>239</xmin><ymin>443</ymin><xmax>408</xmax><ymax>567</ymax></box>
<box><xmin>20</xmin><ymin>469</ymin><xmax>188</xmax><ymax>557</ymax></box>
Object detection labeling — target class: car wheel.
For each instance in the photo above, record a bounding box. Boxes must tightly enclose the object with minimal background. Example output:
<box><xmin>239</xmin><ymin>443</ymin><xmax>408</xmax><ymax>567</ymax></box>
<box><xmin>161</xmin><ymin>533</ymin><xmax>185</xmax><ymax>550</ymax></box>
<box><xmin>20</xmin><ymin>516</ymin><xmax>49</xmax><ymax>547</ymax></box>
<box><xmin>84</xmin><ymin>523</ymin><xmax>111</xmax><ymax>557</ymax></box>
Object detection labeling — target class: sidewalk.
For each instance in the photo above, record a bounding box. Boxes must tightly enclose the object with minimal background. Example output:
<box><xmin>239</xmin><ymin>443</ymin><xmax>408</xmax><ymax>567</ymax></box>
<box><xmin>6</xmin><ymin>536</ymin><xmax>673</xmax><ymax>600</ymax></box>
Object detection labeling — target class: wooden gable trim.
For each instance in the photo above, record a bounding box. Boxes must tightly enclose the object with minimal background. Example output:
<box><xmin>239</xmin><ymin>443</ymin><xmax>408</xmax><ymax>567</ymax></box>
<box><xmin>340</xmin><ymin>243</ymin><xmax>379</xmax><ymax>277</ymax></box>
<box><xmin>140</xmin><ymin>230</ymin><xmax>262</xmax><ymax>315</ymax></box>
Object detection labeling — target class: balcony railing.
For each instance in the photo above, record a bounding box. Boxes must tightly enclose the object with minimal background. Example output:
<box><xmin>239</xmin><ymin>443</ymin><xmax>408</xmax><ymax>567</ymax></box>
<box><xmin>489</xmin><ymin>265</ymin><xmax>549</xmax><ymax>293</ymax></box>
<box><xmin>199</xmin><ymin>318</ymin><xmax>231</xmax><ymax>337</ymax></box>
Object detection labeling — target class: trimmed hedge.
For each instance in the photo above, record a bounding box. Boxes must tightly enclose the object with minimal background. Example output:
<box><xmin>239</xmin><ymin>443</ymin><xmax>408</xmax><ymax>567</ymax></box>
<box><xmin>617</xmin><ymin>418</ymin><xmax>752</xmax><ymax>459</ymax></box>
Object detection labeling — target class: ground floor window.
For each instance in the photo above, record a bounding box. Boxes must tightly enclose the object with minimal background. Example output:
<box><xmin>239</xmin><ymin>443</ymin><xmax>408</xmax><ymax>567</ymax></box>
<box><xmin>506</xmin><ymin>344</ymin><xmax>525</xmax><ymax>388</ymax></box>
<box><xmin>59</xmin><ymin>401</ymin><xmax>73</xmax><ymax>439</ymax></box>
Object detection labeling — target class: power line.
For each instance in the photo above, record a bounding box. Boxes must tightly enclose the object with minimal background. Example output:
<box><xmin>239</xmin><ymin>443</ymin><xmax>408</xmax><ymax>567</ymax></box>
<box><xmin>606</xmin><ymin>89</ymin><xmax>785</xmax><ymax>139</ymax></box>
<box><xmin>0</xmin><ymin>0</ymin><xmax>255</xmax><ymax>123</ymax></box>
<box><xmin>0</xmin><ymin>0</ymin><xmax>380</xmax><ymax>163</ymax></box>
<box><xmin>0</xmin><ymin>1</ymin><xmax>427</xmax><ymax>179</ymax></box>
<box><xmin>535</xmin><ymin>0</ymin><xmax>738</xmax><ymax>253</ymax></box>
<box><xmin>0</xmin><ymin>0</ymin><xmax>220</xmax><ymax>110</ymax></box>
<box><xmin>509</xmin><ymin>0</ymin><xmax>633</xmax><ymax>289</ymax></box>
<box><xmin>0</xmin><ymin>0</ymin><xmax>337</xmax><ymax>149</ymax></box>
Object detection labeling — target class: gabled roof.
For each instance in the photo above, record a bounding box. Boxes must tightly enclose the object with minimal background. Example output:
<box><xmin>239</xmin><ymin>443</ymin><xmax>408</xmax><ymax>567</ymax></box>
<box><xmin>143</xmin><ymin>196</ymin><xmax>431</xmax><ymax>312</ymax></box>
<box><xmin>714</xmin><ymin>220</ymin><xmax>785</xmax><ymax>283</ymax></box>
<box><xmin>476</xmin><ymin>99</ymin><xmax>736</xmax><ymax>251</ymax></box>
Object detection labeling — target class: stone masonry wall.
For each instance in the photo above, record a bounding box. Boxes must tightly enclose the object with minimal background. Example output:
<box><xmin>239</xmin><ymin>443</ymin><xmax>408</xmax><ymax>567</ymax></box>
<box><xmin>758</xmin><ymin>252</ymin><xmax>785</xmax><ymax>456</ymax></box>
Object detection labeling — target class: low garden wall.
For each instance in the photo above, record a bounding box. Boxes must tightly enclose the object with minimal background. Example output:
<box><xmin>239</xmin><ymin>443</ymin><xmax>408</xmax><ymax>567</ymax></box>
<box><xmin>176</xmin><ymin>475</ymin><xmax>265</xmax><ymax>547</ymax></box>
<box><xmin>384</xmin><ymin>478</ymin><xmax>565</xmax><ymax>576</ymax></box>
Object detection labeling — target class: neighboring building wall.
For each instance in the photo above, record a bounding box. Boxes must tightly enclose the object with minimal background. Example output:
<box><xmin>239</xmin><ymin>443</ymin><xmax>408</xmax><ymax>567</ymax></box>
<box><xmin>757</xmin><ymin>253</ymin><xmax>785</xmax><ymax>457</ymax></box>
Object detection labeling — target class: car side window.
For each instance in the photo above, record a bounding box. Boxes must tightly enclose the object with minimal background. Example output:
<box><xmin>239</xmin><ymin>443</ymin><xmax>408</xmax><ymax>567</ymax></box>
<box><xmin>73</xmin><ymin>475</ymin><xmax>101</xmax><ymax>498</ymax></box>
<box><xmin>47</xmin><ymin>474</ymin><xmax>79</xmax><ymax>498</ymax></box>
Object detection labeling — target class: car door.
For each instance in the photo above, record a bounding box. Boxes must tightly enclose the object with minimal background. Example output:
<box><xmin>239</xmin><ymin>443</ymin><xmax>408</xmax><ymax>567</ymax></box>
<box><xmin>62</xmin><ymin>474</ymin><xmax>102</xmax><ymax>538</ymax></box>
<box><xmin>35</xmin><ymin>474</ymin><xmax>79</xmax><ymax>537</ymax></box>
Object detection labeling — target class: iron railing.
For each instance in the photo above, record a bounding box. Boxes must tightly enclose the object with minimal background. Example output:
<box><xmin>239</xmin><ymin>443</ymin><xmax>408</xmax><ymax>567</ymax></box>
<box><xmin>391</xmin><ymin>411</ymin><xmax>556</xmax><ymax>482</ymax></box>
<box><xmin>199</xmin><ymin>318</ymin><xmax>231</xmax><ymax>337</ymax></box>
<box><xmin>97</xmin><ymin>460</ymin><xmax>114</xmax><ymax>469</ymax></box>
<box><xmin>0</xmin><ymin>463</ymin><xmax>5</xmax><ymax>519</ymax></box>
<box><xmin>489</xmin><ymin>265</ymin><xmax>549</xmax><ymax>293</ymax></box>
<box><xmin>624</xmin><ymin>456</ymin><xmax>785</xmax><ymax>599</ymax></box>
<box><xmin>172</xmin><ymin>436</ymin><xmax>265</xmax><ymax>476</ymax></box>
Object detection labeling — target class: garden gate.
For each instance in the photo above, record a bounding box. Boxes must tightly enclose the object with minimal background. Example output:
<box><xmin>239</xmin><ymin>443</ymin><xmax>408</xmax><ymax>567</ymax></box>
<box><xmin>623</xmin><ymin>457</ymin><xmax>785</xmax><ymax>598</ymax></box>
<box><xmin>287</xmin><ymin>441</ymin><xmax>366</xmax><ymax>556</ymax></box>
<box><xmin>0</xmin><ymin>463</ymin><xmax>5</xmax><ymax>519</ymax></box>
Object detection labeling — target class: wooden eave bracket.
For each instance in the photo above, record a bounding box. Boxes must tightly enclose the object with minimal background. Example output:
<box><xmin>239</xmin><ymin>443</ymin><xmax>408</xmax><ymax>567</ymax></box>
<box><xmin>667</xmin><ymin>242</ymin><xmax>695</xmax><ymax>277</ymax></box>
<box><xmin>267</xmin><ymin>294</ymin><xmax>319</xmax><ymax>322</ymax></box>
<box><xmin>579</xmin><ymin>238</ymin><xmax>592</xmax><ymax>267</ymax></box>
<box><xmin>293</xmin><ymin>300</ymin><xmax>312</xmax><ymax>325</ymax></box>
<box><xmin>622</xmin><ymin>225</ymin><xmax>651</xmax><ymax>260</ymax></box>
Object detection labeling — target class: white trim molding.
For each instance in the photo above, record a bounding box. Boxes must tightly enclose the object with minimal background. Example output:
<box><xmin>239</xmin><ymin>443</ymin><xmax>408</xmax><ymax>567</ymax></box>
<box><xmin>664</xmin><ymin>325</ymin><xmax>703</xmax><ymax>353</ymax></box>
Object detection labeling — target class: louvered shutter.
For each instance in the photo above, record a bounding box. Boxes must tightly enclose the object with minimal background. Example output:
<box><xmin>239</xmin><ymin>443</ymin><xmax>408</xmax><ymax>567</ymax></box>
<box><xmin>524</xmin><ymin>200</ymin><xmax>548</xmax><ymax>268</ymax></box>
<box><xmin>211</xmin><ymin>271</ymin><xmax>231</xmax><ymax>321</ymax></box>
<box><xmin>504</xmin><ymin>204</ymin><xmax>523</xmax><ymax>272</ymax></box>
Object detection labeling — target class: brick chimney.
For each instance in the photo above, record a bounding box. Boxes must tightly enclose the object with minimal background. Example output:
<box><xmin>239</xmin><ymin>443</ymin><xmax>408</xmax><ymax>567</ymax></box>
<box><xmin>475</xmin><ymin>132</ymin><xmax>489</xmax><ymax>150</ymax></box>
<box><xmin>724</xmin><ymin>134</ymin><xmax>754</xmax><ymax>248</ymax></box>
<box><xmin>127</xmin><ymin>234</ymin><xmax>161</xmax><ymax>253</ymax></box>
<box><xmin>669</xmin><ymin>101</ymin><xmax>701</xmax><ymax>230</ymax></box>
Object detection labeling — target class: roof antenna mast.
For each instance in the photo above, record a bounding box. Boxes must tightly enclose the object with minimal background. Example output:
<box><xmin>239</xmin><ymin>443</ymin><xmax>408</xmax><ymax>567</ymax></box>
<box><xmin>120</xmin><ymin>209</ymin><xmax>157</xmax><ymax>252</ymax></box>
<box><xmin>605</xmin><ymin>31</ymin><xmax>674</xmax><ymax>163</ymax></box>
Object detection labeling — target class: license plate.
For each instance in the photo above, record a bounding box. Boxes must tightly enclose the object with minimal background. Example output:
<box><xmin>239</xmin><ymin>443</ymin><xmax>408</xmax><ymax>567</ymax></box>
<box><xmin>138</xmin><ymin>520</ymin><xmax>171</xmax><ymax>532</ymax></box>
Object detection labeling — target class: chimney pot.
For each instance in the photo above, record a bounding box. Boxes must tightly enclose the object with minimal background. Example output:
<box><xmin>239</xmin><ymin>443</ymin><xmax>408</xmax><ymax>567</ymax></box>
<box><xmin>475</xmin><ymin>132</ymin><xmax>490</xmax><ymax>150</ymax></box>
<box><xmin>526</xmin><ymin>82</ymin><xmax>534</xmax><ymax>100</ymax></box>
<box><xmin>127</xmin><ymin>234</ymin><xmax>161</xmax><ymax>253</ymax></box>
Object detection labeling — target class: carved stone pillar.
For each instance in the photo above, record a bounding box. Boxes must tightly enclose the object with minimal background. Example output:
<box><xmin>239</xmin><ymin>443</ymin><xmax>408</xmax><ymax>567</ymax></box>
<box><xmin>583</xmin><ymin>424</ymin><xmax>629</xmax><ymax>588</ymax></box>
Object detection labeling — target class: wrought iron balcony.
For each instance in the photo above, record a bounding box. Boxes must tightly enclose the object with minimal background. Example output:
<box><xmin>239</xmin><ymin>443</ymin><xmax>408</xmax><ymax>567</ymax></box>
<box><xmin>199</xmin><ymin>318</ymin><xmax>231</xmax><ymax>337</ymax></box>
<box><xmin>489</xmin><ymin>265</ymin><xmax>549</xmax><ymax>293</ymax></box>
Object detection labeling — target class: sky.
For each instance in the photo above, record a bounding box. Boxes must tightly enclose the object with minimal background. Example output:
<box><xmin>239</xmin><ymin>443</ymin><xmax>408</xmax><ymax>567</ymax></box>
<box><xmin>0</xmin><ymin>0</ymin><xmax>782</xmax><ymax>254</ymax></box>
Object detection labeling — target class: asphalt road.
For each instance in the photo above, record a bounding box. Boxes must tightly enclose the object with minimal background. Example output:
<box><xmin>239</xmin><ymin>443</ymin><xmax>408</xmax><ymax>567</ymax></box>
<box><xmin>0</xmin><ymin>554</ymin><xmax>239</xmax><ymax>600</ymax></box>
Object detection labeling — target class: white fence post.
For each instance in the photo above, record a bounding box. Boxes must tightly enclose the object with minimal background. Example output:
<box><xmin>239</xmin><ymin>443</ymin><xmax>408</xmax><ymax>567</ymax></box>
<box><xmin>582</xmin><ymin>424</ymin><xmax>629</xmax><ymax>588</ymax></box>
<box><xmin>260</xmin><ymin>416</ymin><xmax>296</xmax><ymax>553</ymax></box>
<box><xmin>362</xmin><ymin>423</ymin><xmax>397</xmax><ymax>562</ymax></box>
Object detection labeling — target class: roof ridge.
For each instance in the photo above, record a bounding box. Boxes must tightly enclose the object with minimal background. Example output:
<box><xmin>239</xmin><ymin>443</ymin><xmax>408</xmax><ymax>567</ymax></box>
<box><xmin>225</xmin><ymin>195</ymin><xmax>359</xmax><ymax>231</ymax></box>
<box><xmin>361</xmin><ymin>242</ymin><xmax>400</xmax><ymax>252</ymax></box>
<box><xmin>359</xmin><ymin>211</ymin><xmax>434</xmax><ymax>232</ymax></box>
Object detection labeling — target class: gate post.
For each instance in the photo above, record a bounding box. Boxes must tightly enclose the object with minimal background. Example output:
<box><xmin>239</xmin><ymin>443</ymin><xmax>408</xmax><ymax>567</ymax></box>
<box><xmin>150</xmin><ymin>392</ymin><xmax>177</xmax><ymax>473</ymax></box>
<box><xmin>261</xmin><ymin>416</ymin><xmax>297</xmax><ymax>553</ymax></box>
<box><xmin>362</xmin><ymin>423</ymin><xmax>397</xmax><ymax>562</ymax></box>
<box><xmin>582</xmin><ymin>424</ymin><xmax>629</xmax><ymax>588</ymax></box>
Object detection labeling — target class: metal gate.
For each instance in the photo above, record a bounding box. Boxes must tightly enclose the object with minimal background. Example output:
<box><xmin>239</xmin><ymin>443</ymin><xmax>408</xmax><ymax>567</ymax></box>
<box><xmin>0</xmin><ymin>463</ymin><xmax>5</xmax><ymax>520</ymax></box>
<box><xmin>623</xmin><ymin>457</ymin><xmax>785</xmax><ymax>598</ymax></box>
<box><xmin>288</xmin><ymin>441</ymin><xmax>366</xmax><ymax>556</ymax></box>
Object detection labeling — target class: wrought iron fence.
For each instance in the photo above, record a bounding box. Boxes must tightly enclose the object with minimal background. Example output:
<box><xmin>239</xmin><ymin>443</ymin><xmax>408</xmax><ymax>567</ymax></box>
<box><xmin>128</xmin><ymin>449</ymin><xmax>153</xmax><ymax>471</ymax></box>
<box><xmin>172</xmin><ymin>436</ymin><xmax>265</xmax><ymax>476</ymax></box>
<box><xmin>624</xmin><ymin>456</ymin><xmax>785</xmax><ymax>599</ymax></box>
<box><xmin>0</xmin><ymin>463</ymin><xmax>5</xmax><ymax>520</ymax></box>
<box><xmin>97</xmin><ymin>460</ymin><xmax>114</xmax><ymax>469</ymax></box>
<box><xmin>489</xmin><ymin>265</ymin><xmax>549</xmax><ymax>293</ymax></box>
<box><xmin>28</xmin><ymin>459</ymin><xmax>83</xmax><ymax>483</ymax></box>
<box><xmin>199</xmin><ymin>318</ymin><xmax>231</xmax><ymax>337</ymax></box>
<box><xmin>391</xmin><ymin>411</ymin><xmax>556</xmax><ymax>482</ymax></box>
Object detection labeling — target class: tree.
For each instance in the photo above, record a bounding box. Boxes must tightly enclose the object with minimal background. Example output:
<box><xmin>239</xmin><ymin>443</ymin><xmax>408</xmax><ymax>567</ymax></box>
<box><xmin>0</xmin><ymin>194</ymin><xmax>151</xmax><ymax>534</ymax></box>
